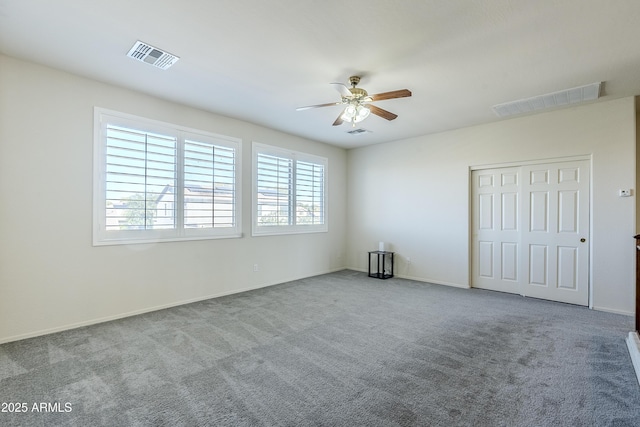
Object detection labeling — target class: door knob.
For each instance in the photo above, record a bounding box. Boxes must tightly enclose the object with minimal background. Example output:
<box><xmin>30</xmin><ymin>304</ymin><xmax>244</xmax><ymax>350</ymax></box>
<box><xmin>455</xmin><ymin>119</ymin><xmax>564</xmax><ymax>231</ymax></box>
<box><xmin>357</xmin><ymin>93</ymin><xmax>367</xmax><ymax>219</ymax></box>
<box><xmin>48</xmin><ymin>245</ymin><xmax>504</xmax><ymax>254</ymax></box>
<box><xmin>580</xmin><ymin>238</ymin><xmax>586</xmax><ymax>242</ymax></box>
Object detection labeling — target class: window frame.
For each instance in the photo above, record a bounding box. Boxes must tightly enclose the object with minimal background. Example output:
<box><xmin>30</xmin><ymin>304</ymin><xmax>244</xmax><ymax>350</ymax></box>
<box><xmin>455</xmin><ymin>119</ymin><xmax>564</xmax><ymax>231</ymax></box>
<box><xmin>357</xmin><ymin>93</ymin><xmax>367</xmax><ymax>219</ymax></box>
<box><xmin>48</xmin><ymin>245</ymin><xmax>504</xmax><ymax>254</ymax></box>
<box><xmin>93</xmin><ymin>108</ymin><xmax>242</xmax><ymax>246</ymax></box>
<box><xmin>252</xmin><ymin>142</ymin><xmax>328</xmax><ymax>236</ymax></box>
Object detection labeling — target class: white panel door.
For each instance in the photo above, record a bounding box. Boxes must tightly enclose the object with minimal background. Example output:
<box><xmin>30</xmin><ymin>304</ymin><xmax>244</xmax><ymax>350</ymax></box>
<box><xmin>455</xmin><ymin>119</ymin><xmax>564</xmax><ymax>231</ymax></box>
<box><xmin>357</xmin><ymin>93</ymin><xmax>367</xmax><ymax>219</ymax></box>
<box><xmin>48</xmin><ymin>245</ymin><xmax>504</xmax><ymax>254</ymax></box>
<box><xmin>471</xmin><ymin>167</ymin><xmax>521</xmax><ymax>294</ymax></box>
<box><xmin>521</xmin><ymin>161</ymin><xmax>590</xmax><ymax>305</ymax></box>
<box><xmin>471</xmin><ymin>160</ymin><xmax>590</xmax><ymax>306</ymax></box>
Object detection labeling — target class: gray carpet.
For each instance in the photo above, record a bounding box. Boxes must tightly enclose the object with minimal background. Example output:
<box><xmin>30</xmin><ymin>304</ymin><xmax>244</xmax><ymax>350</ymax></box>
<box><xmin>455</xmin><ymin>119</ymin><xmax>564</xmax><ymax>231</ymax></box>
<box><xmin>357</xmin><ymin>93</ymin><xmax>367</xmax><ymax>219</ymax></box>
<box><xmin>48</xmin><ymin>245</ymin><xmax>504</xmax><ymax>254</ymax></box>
<box><xmin>1</xmin><ymin>270</ymin><xmax>639</xmax><ymax>426</ymax></box>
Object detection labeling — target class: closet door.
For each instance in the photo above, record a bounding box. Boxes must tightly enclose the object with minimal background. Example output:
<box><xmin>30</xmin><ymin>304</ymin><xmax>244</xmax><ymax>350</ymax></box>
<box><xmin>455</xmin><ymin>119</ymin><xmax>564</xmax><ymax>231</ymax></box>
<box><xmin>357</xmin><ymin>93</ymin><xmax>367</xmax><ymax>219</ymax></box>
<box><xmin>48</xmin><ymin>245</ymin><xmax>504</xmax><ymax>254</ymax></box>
<box><xmin>520</xmin><ymin>161</ymin><xmax>589</xmax><ymax>305</ymax></box>
<box><xmin>471</xmin><ymin>160</ymin><xmax>590</xmax><ymax>306</ymax></box>
<box><xmin>471</xmin><ymin>167</ymin><xmax>521</xmax><ymax>294</ymax></box>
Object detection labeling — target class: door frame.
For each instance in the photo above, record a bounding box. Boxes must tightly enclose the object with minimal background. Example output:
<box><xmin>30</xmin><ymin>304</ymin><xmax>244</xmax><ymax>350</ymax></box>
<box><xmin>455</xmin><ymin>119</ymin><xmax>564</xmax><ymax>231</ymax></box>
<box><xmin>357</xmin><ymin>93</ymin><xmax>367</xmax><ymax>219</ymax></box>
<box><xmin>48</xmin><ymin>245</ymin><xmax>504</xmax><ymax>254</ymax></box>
<box><xmin>469</xmin><ymin>155</ymin><xmax>593</xmax><ymax>308</ymax></box>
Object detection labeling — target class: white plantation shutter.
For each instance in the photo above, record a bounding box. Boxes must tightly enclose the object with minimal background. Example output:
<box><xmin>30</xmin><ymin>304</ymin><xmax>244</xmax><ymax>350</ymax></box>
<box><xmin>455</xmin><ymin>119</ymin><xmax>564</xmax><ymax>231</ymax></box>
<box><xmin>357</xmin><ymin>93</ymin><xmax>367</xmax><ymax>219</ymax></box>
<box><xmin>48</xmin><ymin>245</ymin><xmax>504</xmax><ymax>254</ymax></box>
<box><xmin>256</xmin><ymin>153</ymin><xmax>293</xmax><ymax>226</ymax></box>
<box><xmin>105</xmin><ymin>125</ymin><xmax>177</xmax><ymax>231</ymax></box>
<box><xmin>184</xmin><ymin>140</ymin><xmax>236</xmax><ymax>229</ymax></box>
<box><xmin>94</xmin><ymin>108</ymin><xmax>241</xmax><ymax>245</ymax></box>
<box><xmin>253</xmin><ymin>143</ymin><xmax>327</xmax><ymax>235</ymax></box>
<box><xmin>295</xmin><ymin>160</ymin><xmax>324</xmax><ymax>226</ymax></box>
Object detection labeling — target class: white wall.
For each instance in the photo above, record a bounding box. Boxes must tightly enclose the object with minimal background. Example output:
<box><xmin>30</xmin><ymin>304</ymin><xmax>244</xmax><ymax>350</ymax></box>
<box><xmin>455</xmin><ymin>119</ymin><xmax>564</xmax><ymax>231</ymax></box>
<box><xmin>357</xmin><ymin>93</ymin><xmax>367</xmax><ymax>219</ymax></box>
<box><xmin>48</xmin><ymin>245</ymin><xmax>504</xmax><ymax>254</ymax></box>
<box><xmin>347</xmin><ymin>97</ymin><xmax>636</xmax><ymax>315</ymax></box>
<box><xmin>1</xmin><ymin>53</ymin><xmax>634</xmax><ymax>343</ymax></box>
<box><xmin>0</xmin><ymin>55</ymin><xmax>348</xmax><ymax>343</ymax></box>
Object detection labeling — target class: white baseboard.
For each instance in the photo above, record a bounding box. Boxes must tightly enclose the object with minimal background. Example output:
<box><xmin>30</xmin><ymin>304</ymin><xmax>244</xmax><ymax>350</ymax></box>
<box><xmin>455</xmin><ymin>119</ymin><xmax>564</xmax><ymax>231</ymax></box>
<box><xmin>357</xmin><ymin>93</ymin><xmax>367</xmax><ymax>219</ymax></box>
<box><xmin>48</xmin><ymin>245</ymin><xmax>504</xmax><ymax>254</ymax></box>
<box><xmin>398</xmin><ymin>274</ymin><xmax>470</xmax><ymax>289</ymax></box>
<box><xmin>626</xmin><ymin>331</ymin><xmax>640</xmax><ymax>386</ymax></box>
<box><xmin>0</xmin><ymin>267</ymin><xmax>347</xmax><ymax>345</ymax></box>
<box><xmin>347</xmin><ymin>267</ymin><xmax>470</xmax><ymax>289</ymax></box>
<box><xmin>592</xmin><ymin>305</ymin><xmax>634</xmax><ymax>317</ymax></box>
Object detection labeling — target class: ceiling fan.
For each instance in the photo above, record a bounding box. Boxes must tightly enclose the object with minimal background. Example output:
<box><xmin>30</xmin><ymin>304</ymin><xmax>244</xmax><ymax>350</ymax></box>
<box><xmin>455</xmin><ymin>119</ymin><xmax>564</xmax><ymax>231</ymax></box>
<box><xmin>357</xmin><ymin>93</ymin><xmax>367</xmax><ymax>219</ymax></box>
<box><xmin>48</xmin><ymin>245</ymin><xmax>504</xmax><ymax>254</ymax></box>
<box><xmin>296</xmin><ymin>76</ymin><xmax>412</xmax><ymax>127</ymax></box>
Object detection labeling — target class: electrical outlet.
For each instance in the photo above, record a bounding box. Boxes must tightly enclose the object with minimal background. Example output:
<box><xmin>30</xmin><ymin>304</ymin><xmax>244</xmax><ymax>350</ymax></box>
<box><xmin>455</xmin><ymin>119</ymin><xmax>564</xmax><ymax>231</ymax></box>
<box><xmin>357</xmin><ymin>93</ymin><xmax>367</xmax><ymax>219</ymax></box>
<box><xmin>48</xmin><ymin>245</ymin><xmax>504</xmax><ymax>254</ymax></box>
<box><xmin>253</xmin><ymin>264</ymin><xmax>259</xmax><ymax>272</ymax></box>
<box><xmin>619</xmin><ymin>189</ymin><xmax>632</xmax><ymax>197</ymax></box>
<box><xmin>406</xmin><ymin>257</ymin><xmax>411</xmax><ymax>264</ymax></box>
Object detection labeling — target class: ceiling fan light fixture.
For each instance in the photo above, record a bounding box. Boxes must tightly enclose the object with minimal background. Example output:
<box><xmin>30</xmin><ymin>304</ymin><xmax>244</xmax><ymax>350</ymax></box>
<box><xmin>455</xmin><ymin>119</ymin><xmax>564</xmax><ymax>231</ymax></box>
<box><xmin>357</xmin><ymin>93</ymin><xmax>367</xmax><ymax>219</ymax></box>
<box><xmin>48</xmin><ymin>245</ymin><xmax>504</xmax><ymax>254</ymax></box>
<box><xmin>341</xmin><ymin>104</ymin><xmax>356</xmax><ymax>121</ymax></box>
<box><xmin>342</xmin><ymin>104</ymin><xmax>370</xmax><ymax>123</ymax></box>
<box><xmin>354</xmin><ymin>105</ymin><xmax>370</xmax><ymax>123</ymax></box>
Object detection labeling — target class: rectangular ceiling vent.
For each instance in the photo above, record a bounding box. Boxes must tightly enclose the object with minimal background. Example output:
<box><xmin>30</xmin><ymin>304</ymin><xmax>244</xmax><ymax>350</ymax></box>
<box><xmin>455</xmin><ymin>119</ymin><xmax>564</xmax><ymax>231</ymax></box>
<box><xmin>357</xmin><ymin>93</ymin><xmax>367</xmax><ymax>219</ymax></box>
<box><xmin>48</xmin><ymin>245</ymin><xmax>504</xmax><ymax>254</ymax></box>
<box><xmin>127</xmin><ymin>41</ymin><xmax>179</xmax><ymax>70</ymax></box>
<box><xmin>346</xmin><ymin>128</ymin><xmax>371</xmax><ymax>135</ymax></box>
<box><xmin>492</xmin><ymin>82</ymin><xmax>602</xmax><ymax>118</ymax></box>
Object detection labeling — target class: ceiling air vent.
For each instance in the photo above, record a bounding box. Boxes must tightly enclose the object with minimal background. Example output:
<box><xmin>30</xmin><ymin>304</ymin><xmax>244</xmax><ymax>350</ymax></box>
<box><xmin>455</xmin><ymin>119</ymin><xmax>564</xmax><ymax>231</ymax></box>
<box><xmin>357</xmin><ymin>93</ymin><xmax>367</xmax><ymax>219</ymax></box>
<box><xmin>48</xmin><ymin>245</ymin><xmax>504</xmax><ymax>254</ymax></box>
<box><xmin>127</xmin><ymin>41</ymin><xmax>179</xmax><ymax>70</ymax></box>
<box><xmin>492</xmin><ymin>82</ymin><xmax>602</xmax><ymax>118</ymax></box>
<box><xmin>346</xmin><ymin>128</ymin><xmax>371</xmax><ymax>135</ymax></box>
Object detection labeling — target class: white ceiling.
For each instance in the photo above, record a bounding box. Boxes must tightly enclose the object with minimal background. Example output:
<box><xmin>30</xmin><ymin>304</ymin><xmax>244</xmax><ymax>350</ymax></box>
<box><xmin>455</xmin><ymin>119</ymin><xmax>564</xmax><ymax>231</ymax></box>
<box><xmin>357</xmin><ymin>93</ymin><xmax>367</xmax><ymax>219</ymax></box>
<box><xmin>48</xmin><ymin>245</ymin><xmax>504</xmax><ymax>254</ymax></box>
<box><xmin>2</xmin><ymin>0</ymin><xmax>640</xmax><ymax>149</ymax></box>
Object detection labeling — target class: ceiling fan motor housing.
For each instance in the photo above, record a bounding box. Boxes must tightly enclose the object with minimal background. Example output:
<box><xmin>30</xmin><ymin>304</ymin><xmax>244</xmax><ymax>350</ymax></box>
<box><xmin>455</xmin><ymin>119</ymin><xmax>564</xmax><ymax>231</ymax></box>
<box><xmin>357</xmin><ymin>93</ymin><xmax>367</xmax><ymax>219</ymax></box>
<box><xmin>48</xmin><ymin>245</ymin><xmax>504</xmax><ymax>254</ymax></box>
<box><xmin>347</xmin><ymin>87</ymin><xmax>369</xmax><ymax>101</ymax></box>
<box><xmin>345</xmin><ymin>77</ymin><xmax>372</xmax><ymax>103</ymax></box>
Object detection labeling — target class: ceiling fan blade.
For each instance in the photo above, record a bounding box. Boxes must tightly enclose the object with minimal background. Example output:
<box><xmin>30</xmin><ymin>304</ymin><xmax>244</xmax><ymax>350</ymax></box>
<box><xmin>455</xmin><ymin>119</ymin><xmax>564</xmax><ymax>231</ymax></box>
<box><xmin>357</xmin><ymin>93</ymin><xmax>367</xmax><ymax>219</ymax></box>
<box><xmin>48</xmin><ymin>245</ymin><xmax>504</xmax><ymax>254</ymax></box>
<box><xmin>330</xmin><ymin>82</ymin><xmax>352</xmax><ymax>98</ymax></box>
<box><xmin>370</xmin><ymin>89</ymin><xmax>412</xmax><ymax>101</ymax></box>
<box><xmin>368</xmin><ymin>104</ymin><xmax>398</xmax><ymax>121</ymax></box>
<box><xmin>332</xmin><ymin>109</ymin><xmax>346</xmax><ymax>126</ymax></box>
<box><xmin>296</xmin><ymin>102</ymin><xmax>341</xmax><ymax>111</ymax></box>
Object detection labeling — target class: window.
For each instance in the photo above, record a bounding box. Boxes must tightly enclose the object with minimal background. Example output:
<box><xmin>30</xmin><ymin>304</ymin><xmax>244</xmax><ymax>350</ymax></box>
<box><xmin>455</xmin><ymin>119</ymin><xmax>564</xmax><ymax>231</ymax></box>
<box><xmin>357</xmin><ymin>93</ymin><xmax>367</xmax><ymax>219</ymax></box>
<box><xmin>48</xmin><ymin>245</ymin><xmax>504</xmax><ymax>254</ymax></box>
<box><xmin>94</xmin><ymin>108</ymin><xmax>241</xmax><ymax>245</ymax></box>
<box><xmin>253</xmin><ymin>142</ymin><xmax>327</xmax><ymax>235</ymax></box>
